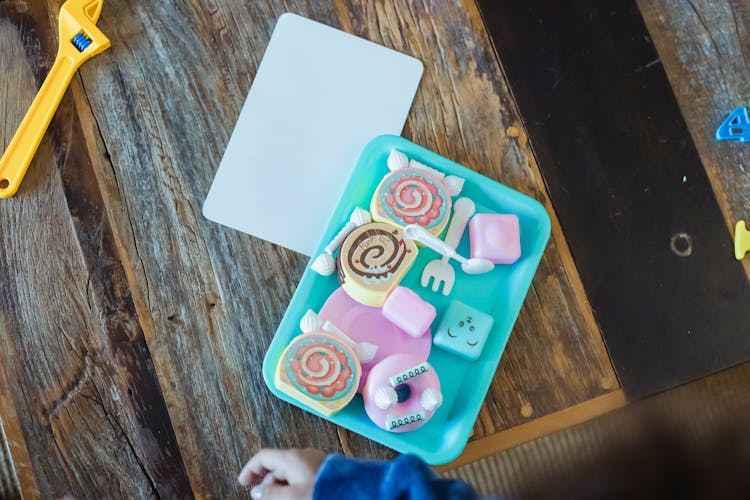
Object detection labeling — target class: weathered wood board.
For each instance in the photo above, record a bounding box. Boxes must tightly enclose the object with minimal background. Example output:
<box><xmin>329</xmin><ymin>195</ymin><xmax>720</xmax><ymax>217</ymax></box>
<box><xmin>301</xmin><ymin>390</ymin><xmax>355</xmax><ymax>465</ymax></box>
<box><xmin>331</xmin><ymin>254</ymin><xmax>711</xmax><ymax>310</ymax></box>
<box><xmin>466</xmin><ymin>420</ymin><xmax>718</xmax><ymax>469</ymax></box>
<box><xmin>0</xmin><ymin>2</ymin><xmax>192</xmax><ymax>497</ymax></box>
<box><xmin>477</xmin><ymin>0</ymin><xmax>750</xmax><ymax>398</ymax></box>
<box><xmin>0</xmin><ymin>0</ymin><xmax>617</xmax><ymax>496</ymax></box>
<box><xmin>638</xmin><ymin>0</ymin><xmax>750</xmax><ymax>267</ymax></box>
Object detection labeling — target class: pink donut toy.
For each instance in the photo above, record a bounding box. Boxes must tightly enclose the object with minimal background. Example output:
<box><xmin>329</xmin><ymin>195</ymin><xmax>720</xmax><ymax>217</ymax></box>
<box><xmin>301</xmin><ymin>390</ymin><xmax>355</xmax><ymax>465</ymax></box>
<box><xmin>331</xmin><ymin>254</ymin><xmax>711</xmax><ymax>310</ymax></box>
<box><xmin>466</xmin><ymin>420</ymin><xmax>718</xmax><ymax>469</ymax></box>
<box><xmin>363</xmin><ymin>354</ymin><xmax>443</xmax><ymax>432</ymax></box>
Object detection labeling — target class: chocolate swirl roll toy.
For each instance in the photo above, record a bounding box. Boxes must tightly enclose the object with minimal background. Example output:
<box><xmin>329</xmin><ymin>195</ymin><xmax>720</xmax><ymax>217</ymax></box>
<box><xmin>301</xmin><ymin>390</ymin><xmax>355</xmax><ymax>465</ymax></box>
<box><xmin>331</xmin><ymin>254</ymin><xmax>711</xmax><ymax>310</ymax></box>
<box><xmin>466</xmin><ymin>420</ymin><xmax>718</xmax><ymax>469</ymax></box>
<box><xmin>363</xmin><ymin>354</ymin><xmax>443</xmax><ymax>432</ymax></box>
<box><xmin>336</xmin><ymin>222</ymin><xmax>418</xmax><ymax>307</ymax></box>
<box><xmin>371</xmin><ymin>150</ymin><xmax>465</xmax><ymax>236</ymax></box>
<box><xmin>275</xmin><ymin>331</ymin><xmax>361</xmax><ymax>416</ymax></box>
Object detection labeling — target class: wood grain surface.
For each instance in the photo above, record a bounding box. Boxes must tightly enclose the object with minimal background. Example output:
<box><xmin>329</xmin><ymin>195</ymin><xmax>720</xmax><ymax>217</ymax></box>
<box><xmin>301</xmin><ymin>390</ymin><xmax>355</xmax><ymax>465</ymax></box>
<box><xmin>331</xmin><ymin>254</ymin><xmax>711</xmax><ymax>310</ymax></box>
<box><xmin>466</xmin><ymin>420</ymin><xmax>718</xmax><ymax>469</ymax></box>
<box><xmin>0</xmin><ymin>0</ymin><xmax>617</xmax><ymax>497</ymax></box>
<box><xmin>638</xmin><ymin>0</ymin><xmax>750</xmax><ymax>268</ymax></box>
<box><xmin>0</xmin><ymin>2</ymin><xmax>191</xmax><ymax>497</ymax></box>
<box><xmin>477</xmin><ymin>0</ymin><xmax>750</xmax><ymax>398</ymax></box>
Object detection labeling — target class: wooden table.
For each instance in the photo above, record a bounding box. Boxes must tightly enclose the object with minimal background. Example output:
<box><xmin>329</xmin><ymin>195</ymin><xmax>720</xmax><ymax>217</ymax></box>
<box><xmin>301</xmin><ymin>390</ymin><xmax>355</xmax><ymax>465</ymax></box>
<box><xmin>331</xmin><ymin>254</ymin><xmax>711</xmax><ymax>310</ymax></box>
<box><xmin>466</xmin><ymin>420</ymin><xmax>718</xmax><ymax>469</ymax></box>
<box><xmin>0</xmin><ymin>1</ymin><xmax>746</xmax><ymax>497</ymax></box>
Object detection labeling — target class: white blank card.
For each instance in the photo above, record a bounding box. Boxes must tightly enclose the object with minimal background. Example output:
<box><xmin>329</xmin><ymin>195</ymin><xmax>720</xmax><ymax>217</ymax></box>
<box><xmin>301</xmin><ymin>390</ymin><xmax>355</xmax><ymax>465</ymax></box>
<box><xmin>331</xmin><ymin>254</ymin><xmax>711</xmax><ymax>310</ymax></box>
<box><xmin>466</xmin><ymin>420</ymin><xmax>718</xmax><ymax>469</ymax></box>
<box><xmin>203</xmin><ymin>13</ymin><xmax>423</xmax><ymax>256</ymax></box>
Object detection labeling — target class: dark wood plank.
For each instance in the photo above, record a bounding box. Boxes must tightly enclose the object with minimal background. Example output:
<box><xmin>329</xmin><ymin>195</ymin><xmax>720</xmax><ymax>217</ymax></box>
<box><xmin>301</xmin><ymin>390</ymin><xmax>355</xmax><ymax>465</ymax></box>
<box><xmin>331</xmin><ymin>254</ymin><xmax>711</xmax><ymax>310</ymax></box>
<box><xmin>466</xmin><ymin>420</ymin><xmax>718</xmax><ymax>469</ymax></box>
<box><xmin>0</xmin><ymin>2</ymin><xmax>191</xmax><ymax>497</ymax></box>
<box><xmin>637</xmin><ymin>0</ymin><xmax>750</xmax><ymax>271</ymax></box>
<box><xmin>476</xmin><ymin>0</ymin><xmax>750</xmax><ymax>398</ymax></box>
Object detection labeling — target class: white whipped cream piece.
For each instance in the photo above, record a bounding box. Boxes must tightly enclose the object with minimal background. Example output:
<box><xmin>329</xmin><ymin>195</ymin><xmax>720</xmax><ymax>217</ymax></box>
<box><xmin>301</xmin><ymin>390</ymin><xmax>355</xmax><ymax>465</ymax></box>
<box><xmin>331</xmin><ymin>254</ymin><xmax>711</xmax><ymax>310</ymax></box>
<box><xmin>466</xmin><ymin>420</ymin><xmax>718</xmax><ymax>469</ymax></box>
<box><xmin>444</xmin><ymin>175</ymin><xmax>465</xmax><ymax>197</ymax></box>
<box><xmin>322</xmin><ymin>320</ymin><xmax>350</xmax><ymax>341</ymax></box>
<box><xmin>421</xmin><ymin>388</ymin><xmax>443</xmax><ymax>411</ymax></box>
<box><xmin>409</xmin><ymin>158</ymin><xmax>446</xmax><ymax>180</ymax></box>
<box><xmin>387</xmin><ymin>149</ymin><xmax>409</xmax><ymax>171</ymax></box>
<box><xmin>351</xmin><ymin>206</ymin><xmax>372</xmax><ymax>226</ymax></box>
<box><xmin>311</xmin><ymin>253</ymin><xmax>336</xmax><ymax>275</ymax></box>
<box><xmin>354</xmin><ymin>343</ymin><xmax>378</xmax><ymax>363</ymax></box>
<box><xmin>375</xmin><ymin>386</ymin><xmax>398</xmax><ymax>410</ymax></box>
<box><xmin>300</xmin><ymin>310</ymin><xmax>323</xmax><ymax>333</ymax></box>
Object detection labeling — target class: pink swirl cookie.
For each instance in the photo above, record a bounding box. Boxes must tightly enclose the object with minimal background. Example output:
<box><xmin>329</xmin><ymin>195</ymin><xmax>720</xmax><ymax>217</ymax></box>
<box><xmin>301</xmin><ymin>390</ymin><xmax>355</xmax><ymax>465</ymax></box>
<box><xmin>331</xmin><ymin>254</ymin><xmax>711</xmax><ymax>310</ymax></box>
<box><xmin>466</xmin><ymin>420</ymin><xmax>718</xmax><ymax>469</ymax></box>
<box><xmin>371</xmin><ymin>168</ymin><xmax>451</xmax><ymax>236</ymax></box>
<box><xmin>275</xmin><ymin>333</ymin><xmax>361</xmax><ymax>416</ymax></box>
<box><xmin>363</xmin><ymin>354</ymin><xmax>443</xmax><ymax>432</ymax></box>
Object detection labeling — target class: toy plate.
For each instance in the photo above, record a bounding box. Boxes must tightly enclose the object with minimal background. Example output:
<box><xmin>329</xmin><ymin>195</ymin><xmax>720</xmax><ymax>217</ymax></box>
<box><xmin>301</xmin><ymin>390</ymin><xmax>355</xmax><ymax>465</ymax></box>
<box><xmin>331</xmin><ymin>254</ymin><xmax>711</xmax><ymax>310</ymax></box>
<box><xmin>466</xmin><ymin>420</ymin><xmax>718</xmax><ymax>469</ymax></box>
<box><xmin>263</xmin><ymin>135</ymin><xmax>551</xmax><ymax>464</ymax></box>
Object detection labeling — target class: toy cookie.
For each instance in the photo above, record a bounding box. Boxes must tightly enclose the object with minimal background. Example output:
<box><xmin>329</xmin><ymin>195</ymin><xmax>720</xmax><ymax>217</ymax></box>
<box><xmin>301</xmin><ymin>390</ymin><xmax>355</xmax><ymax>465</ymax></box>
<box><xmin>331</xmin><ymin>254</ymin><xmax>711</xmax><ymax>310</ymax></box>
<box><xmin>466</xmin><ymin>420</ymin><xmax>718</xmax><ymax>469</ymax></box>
<box><xmin>337</xmin><ymin>222</ymin><xmax>417</xmax><ymax>307</ymax></box>
<box><xmin>371</xmin><ymin>150</ymin><xmax>464</xmax><ymax>236</ymax></box>
<box><xmin>275</xmin><ymin>332</ymin><xmax>361</xmax><ymax>416</ymax></box>
<box><xmin>371</xmin><ymin>167</ymin><xmax>452</xmax><ymax>236</ymax></box>
<box><xmin>363</xmin><ymin>354</ymin><xmax>443</xmax><ymax>432</ymax></box>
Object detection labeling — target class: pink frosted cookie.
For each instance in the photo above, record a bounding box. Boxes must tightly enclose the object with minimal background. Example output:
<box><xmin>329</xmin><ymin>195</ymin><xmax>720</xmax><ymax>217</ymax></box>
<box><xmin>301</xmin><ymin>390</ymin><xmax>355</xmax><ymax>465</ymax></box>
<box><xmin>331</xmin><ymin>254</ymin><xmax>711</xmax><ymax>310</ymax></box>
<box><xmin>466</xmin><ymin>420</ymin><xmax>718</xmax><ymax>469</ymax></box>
<box><xmin>371</xmin><ymin>168</ymin><xmax>452</xmax><ymax>236</ymax></box>
<box><xmin>371</xmin><ymin>150</ymin><xmax>467</xmax><ymax>236</ymax></box>
<box><xmin>319</xmin><ymin>287</ymin><xmax>432</xmax><ymax>392</ymax></box>
<box><xmin>363</xmin><ymin>354</ymin><xmax>443</xmax><ymax>432</ymax></box>
<box><xmin>275</xmin><ymin>333</ymin><xmax>361</xmax><ymax>416</ymax></box>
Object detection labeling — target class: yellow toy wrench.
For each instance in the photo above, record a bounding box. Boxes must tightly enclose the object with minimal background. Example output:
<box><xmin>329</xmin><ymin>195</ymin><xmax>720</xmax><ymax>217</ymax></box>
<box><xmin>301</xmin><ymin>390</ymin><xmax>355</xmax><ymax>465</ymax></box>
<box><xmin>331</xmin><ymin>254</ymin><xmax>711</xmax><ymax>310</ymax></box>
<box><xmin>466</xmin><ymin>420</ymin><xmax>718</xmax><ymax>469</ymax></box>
<box><xmin>0</xmin><ymin>0</ymin><xmax>110</xmax><ymax>198</ymax></box>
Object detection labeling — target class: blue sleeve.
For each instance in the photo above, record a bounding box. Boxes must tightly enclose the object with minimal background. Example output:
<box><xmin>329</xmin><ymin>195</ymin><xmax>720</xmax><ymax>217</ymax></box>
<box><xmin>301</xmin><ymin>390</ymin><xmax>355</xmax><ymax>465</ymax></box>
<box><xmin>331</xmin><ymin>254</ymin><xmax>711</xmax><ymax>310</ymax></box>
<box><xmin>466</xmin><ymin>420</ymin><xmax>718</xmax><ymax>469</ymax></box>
<box><xmin>312</xmin><ymin>453</ymin><xmax>481</xmax><ymax>500</ymax></box>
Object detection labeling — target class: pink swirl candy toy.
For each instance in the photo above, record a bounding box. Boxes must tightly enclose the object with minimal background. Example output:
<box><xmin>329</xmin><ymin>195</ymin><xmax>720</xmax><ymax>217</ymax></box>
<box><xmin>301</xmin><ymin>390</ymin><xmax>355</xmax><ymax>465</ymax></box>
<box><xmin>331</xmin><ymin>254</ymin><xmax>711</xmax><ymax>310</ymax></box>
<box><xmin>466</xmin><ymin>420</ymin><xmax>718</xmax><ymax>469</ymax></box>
<box><xmin>371</xmin><ymin>167</ymin><xmax>451</xmax><ymax>236</ymax></box>
<box><xmin>275</xmin><ymin>332</ymin><xmax>361</xmax><ymax>416</ymax></box>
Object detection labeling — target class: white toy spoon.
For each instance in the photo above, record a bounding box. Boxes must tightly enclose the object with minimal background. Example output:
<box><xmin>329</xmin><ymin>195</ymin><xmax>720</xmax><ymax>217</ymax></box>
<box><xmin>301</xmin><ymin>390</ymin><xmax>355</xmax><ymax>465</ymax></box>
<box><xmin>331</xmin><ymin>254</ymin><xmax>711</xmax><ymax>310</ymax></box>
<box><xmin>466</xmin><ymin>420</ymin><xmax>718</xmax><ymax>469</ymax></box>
<box><xmin>403</xmin><ymin>224</ymin><xmax>494</xmax><ymax>275</ymax></box>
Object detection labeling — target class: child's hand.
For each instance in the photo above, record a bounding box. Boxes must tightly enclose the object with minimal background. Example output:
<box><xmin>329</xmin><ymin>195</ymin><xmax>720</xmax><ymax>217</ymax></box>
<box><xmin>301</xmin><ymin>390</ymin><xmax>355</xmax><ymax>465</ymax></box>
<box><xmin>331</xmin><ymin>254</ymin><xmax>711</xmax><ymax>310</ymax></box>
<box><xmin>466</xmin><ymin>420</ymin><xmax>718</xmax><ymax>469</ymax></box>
<box><xmin>238</xmin><ymin>448</ymin><xmax>326</xmax><ymax>499</ymax></box>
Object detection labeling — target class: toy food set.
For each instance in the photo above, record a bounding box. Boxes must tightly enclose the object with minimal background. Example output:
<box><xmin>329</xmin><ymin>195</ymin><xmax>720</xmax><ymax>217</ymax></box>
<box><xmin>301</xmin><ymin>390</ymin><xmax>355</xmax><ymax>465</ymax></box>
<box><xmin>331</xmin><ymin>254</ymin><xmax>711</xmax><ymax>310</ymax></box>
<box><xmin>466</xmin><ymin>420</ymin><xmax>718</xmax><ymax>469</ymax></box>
<box><xmin>264</xmin><ymin>135</ymin><xmax>551</xmax><ymax>464</ymax></box>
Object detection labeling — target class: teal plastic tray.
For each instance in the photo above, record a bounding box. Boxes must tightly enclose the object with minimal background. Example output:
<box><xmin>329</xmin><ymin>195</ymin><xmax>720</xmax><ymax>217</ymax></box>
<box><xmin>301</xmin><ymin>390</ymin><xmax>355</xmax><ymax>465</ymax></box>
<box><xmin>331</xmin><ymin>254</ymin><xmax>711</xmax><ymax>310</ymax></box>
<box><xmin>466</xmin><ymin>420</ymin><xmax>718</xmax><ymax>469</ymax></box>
<box><xmin>263</xmin><ymin>135</ymin><xmax>551</xmax><ymax>464</ymax></box>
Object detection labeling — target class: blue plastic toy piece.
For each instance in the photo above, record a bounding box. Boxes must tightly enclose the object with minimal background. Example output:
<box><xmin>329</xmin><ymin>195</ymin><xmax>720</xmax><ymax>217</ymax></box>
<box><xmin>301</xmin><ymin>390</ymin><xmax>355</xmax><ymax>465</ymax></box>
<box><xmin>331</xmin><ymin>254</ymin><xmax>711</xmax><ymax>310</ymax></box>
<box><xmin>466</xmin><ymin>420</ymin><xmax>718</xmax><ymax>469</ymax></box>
<box><xmin>433</xmin><ymin>300</ymin><xmax>495</xmax><ymax>361</ymax></box>
<box><xmin>71</xmin><ymin>33</ymin><xmax>93</xmax><ymax>52</ymax></box>
<box><xmin>716</xmin><ymin>106</ymin><xmax>750</xmax><ymax>142</ymax></box>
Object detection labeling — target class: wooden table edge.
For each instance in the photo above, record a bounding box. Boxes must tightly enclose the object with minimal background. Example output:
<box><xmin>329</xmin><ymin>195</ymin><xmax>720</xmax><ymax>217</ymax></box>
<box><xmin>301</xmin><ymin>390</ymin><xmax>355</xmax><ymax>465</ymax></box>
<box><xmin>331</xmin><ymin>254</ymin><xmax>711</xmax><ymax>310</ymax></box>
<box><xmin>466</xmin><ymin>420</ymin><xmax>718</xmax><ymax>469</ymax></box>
<box><xmin>437</xmin><ymin>389</ymin><xmax>627</xmax><ymax>472</ymax></box>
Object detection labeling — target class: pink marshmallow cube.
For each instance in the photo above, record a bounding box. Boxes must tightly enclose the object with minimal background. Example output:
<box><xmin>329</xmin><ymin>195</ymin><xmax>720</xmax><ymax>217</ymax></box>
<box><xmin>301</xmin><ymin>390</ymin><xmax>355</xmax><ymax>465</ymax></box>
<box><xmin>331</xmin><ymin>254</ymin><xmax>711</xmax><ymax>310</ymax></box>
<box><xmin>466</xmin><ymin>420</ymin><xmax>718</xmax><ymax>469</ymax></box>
<box><xmin>382</xmin><ymin>287</ymin><xmax>436</xmax><ymax>338</ymax></box>
<box><xmin>469</xmin><ymin>214</ymin><xmax>522</xmax><ymax>264</ymax></box>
